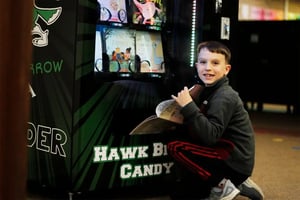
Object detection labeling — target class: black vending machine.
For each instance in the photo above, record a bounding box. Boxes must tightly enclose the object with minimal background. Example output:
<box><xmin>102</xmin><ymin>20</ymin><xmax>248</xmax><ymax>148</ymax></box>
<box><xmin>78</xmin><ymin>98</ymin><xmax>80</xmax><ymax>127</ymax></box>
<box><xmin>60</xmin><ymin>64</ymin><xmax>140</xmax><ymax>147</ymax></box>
<box><xmin>28</xmin><ymin>0</ymin><xmax>238</xmax><ymax>198</ymax></box>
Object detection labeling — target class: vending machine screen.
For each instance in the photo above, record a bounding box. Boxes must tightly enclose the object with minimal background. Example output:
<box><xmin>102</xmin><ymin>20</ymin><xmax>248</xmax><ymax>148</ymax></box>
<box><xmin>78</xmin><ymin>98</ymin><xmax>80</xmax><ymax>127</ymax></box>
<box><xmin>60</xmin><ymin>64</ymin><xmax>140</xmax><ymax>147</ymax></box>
<box><xmin>94</xmin><ymin>25</ymin><xmax>165</xmax><ymax>75</ymax></box>
<box><xmin>97</xmin><ymin>0</ymin><xmax>128</xmax><ymax>25</ymax></box>
<box><xmin>131</xmin><ymin>0</ymin><xmax>167</xmax><ymax>31</ymax></box>
<box><xmin>136</xmin><ymin>30</ymin><xmax>165</xmax><ymax>73</ymax></box>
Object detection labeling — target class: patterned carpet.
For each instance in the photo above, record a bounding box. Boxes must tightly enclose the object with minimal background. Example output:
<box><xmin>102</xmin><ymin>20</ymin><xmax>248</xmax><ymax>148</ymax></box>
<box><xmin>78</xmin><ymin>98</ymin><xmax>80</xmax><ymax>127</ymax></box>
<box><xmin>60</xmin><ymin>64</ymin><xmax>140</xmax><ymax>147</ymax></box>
<box><xmin>240</xmin><ymin>111</ymin><xmax>300</xmax><ymax>200</ymax></box>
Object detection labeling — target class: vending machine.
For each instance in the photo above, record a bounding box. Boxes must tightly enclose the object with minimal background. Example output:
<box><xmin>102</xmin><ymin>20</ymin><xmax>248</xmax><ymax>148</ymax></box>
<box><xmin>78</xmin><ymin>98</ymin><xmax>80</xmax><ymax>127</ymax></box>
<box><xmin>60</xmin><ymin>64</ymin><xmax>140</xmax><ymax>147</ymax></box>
<box><xmin>28</xmin><ymin>0</ymin><xmax>238</xmax><ymax>198</ymax></box>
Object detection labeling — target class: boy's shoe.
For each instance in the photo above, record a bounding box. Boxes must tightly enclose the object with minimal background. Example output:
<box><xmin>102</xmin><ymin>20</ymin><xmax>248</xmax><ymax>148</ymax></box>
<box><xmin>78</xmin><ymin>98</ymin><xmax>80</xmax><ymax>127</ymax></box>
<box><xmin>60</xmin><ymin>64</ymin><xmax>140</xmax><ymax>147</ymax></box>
<box><xmin>238</xmin><ymin>177</ymin><xmax>264</xmax><ymax>200</ymax></box>
<box><xmin>206</xmin><ymin>179</ymin><xmax>240</xmax><ymax>200</ymax></box>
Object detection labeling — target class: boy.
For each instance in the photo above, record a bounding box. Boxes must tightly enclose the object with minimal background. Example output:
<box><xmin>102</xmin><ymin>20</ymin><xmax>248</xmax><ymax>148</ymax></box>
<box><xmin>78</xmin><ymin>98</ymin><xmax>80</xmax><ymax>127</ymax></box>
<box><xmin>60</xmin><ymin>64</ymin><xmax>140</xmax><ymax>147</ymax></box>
<box><xmin>168</xmin><ymin>41</ymin><xmax>264</xmax><ymax>200</ymax></box>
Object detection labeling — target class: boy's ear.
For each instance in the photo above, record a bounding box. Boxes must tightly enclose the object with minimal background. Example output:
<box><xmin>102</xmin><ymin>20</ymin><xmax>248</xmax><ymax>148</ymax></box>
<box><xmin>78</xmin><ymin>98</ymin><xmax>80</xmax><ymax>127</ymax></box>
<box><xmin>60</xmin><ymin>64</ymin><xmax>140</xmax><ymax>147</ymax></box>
<box><xmin>225</xmin><ymin>64</ymin><xmax>231</xmax><ymax>75</ymax></box>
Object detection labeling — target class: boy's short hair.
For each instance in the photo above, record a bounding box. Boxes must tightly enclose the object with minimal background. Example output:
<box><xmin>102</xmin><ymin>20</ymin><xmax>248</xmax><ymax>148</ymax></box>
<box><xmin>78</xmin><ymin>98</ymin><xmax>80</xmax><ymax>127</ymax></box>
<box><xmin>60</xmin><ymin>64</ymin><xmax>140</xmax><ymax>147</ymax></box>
<box><xmin>197</xmin><ymin>41</ymin><xmax>231</xmax><ymax>64</ymax></box>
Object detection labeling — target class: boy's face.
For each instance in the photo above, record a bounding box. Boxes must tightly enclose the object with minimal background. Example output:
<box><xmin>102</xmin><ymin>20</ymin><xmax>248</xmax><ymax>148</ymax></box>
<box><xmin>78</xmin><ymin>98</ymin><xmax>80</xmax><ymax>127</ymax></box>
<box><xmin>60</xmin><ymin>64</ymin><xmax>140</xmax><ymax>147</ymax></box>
<box><xmin>196</xmin><ymin>47</ymin><xmax>231</xmax><ymax>86</ymax></box>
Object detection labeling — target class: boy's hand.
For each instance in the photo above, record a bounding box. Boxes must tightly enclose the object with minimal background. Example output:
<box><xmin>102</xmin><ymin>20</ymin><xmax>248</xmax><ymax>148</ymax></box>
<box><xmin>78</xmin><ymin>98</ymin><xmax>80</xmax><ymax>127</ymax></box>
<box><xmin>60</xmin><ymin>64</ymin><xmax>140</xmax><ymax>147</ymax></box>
<box><xmin>171</xmin><ymin>86</ymin><xmax>193</xmax><ymax>107</ymax></box>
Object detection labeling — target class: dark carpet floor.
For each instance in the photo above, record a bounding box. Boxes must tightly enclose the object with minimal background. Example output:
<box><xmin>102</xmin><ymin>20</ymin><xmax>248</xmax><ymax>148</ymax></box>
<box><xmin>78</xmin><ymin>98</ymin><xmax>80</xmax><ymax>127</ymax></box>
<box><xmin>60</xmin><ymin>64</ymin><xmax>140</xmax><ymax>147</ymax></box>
<box><xmin>240</xmin><ymin>111</ymin><xmax>300</xmax><ymax>200</ymax></box>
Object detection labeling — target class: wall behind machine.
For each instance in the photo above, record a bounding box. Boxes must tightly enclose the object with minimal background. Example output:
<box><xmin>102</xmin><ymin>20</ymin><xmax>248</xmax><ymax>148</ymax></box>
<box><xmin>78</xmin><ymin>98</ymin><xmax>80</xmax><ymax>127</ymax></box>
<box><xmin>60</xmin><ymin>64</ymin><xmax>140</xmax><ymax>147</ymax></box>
<box><xmin>236</xmin><ymin>20</ymin><xmax>300</xmax><ymax>114</ymax></box>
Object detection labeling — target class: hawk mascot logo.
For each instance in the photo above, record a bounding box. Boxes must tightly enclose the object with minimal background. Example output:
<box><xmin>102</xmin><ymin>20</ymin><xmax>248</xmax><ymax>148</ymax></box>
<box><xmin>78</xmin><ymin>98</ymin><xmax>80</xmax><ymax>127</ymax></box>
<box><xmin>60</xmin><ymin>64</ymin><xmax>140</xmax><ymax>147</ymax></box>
<box><xmin>32</xmin><ymin>0</ymin><xmax>62</xmax><ymax>47</ymax></box>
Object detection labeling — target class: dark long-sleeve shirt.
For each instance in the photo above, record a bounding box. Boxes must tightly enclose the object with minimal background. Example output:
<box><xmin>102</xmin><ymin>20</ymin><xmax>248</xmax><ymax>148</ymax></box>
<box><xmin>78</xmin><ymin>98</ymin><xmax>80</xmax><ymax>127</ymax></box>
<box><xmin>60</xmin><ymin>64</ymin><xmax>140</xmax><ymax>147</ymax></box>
<box><xmin>181</xmin><ymin>76</ymin><xmax>255</xmax><ymax>176</ymax></box>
